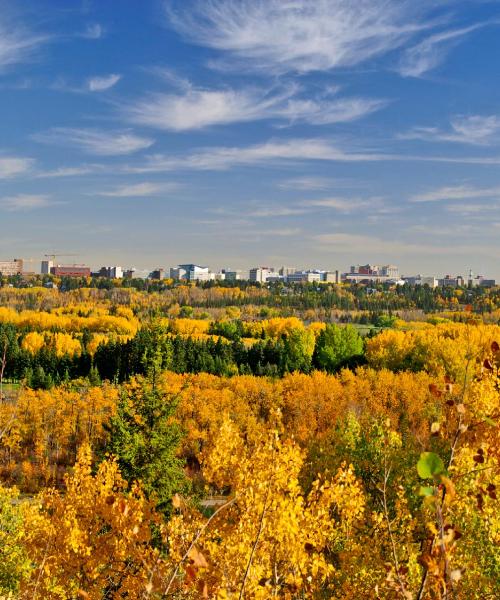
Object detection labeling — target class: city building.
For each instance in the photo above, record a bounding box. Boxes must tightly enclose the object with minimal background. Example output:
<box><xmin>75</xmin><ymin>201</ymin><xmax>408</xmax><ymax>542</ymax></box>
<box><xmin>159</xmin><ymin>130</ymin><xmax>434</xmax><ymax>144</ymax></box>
<box><xmin>249</xmin><ymin>267</ymin><xmax>275</xmax><ymax>283</ymax></box>
<box><xmin>346</xmin><ymin>264</ymin><xmax>399</xmax><ymax>283</ymax></box>
<box><xmin>170</xmin><ymin>266</ymin><xmax>187</xmax><ymax>280</ymax></box>
<box><xmin>177</xmin><ymin>264</ymin><xmax>212</xmax><ymax>282</ymax></box>
<box><xmin>0</xmin><ymin>258</ymin><xmax>23</xmax><ymax>276</ymax></box>
<box><xmin>440</xmin><ymin>275</ymin><xmax>463</xmax><ymax>287</ymax></box>
<box><xmin>41</xmin><ymin>260</ymin><xmax>53</xmax><ymax>275</ymax></box>
<box><xmin>148</xmin><ymin>268</ymin><xmax>165</xmax><ymax>280</ymax></box>
<box><xmin>322</xmin><ymin>270</ymin><xmax>341</xmax><ymax>283</ymax></box>
<box><xmin>403</xmin><ymin>275</ymin><xmax>439</xmax><ymax>288</ymax></box>
<box><xmin>279</xmin><ymin>266</ymin><xmax>296</xmax><ymax>277</ymax></box>
<box><xmin>286</xmin><ymin>271</ymin><xmax>322</xmax><ymax>283</ymax></box>
<box><xmin>223</xmin><ymin>269</ymin><xmax>245</xmax><ymax>281</ymax></box>
<box><xmin>96</xmin><ymin>266</ymin><xmax>123</xmax><ymax>279</ymax></box>
<box><xmin>51</xmin><ymin>265</ymin><xmax>91</xmax><ymax>277</ymax></box>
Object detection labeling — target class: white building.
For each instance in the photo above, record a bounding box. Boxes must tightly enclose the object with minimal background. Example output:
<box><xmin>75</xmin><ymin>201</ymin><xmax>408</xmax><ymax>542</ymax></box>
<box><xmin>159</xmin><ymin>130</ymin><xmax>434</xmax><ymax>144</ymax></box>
<box><xmin>174</xmin><ymin>264</ymin><xmax>211</xmax><ymax>282</ymax></box>
<box><xmin>249</xmin><ymin>267</ymin><xmax>275</xmax><ymax>283</ymax></box>
<box><xmin>286</xmin><ymin>271</ymin><xmax>322</xmax><ymax>283</ymax></box>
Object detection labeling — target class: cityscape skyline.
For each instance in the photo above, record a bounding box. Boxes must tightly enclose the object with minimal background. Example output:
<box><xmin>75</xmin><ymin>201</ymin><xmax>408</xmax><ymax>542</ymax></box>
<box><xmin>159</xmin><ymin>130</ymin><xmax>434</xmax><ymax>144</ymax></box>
<box><xmin>2</xmin><ymin>2</ymin><xmax>500</xmax><ymax>276</ymax></box>
<box><xmin>0</xmin><ymin>257</ymin><xmax>495</xmax><ymax>287</ymax></box>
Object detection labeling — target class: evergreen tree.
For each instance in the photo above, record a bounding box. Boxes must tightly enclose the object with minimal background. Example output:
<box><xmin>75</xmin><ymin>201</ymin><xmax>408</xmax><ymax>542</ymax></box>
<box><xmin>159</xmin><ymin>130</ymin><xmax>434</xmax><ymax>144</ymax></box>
<box><xmin>104</xmin><ymin>379</ymin><xmax>189</xmax><ymax>514</ymax></box>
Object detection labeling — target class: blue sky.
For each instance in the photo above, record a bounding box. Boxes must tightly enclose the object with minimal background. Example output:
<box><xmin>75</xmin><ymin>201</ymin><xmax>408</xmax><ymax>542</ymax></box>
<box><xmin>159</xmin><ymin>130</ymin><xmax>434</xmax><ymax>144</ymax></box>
<box><xmin>2</xmin><ymin>0</ymin><xmax>500</xmax><ymax>277</ymax></box>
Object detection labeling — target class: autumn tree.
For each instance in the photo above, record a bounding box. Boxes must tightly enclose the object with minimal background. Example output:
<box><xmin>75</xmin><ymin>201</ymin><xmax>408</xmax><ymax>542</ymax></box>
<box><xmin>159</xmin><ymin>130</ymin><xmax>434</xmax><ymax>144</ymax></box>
<box><xmin>21</xmin><ymin>445</ymin><xmax>161</xmax><ymax>600</ymax></box>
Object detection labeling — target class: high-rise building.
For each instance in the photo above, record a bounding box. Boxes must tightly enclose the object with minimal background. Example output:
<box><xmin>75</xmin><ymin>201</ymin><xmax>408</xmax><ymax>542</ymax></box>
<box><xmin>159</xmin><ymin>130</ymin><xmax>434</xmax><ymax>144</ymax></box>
<box><xmin>41</xmin><ymin>260</ymin><xmax>53</xmax><ymax>275</ymax></box>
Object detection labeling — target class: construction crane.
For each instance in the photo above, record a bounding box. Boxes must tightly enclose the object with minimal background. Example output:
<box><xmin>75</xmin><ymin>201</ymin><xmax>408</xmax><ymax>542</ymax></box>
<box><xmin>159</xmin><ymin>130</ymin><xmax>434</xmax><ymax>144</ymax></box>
<box><xmin>44</xmin><ymin>253</ymin><xmax>78</xmax><ymax>262</ymax></box>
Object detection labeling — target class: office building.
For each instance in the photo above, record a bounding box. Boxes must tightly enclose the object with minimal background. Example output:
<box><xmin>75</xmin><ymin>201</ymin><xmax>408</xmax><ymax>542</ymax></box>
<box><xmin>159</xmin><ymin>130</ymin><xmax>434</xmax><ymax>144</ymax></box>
<box><xmin>0</xmin><ymin>258</ymin><xmax>23</xmax><ymax>276</ymax></box>
<box><xmin>51</xmin><ymin>265</ymin><xmax>91</xmax><ymax>277</ymax></box>
<box><xmin>148</xmin><ymin>268</ymin><xmax>165</xmax><ymax>280</ymax></box>
<box><xmin>249</xmin><ymin>267</ymin><xmax>275</xmax><ymax>283</ymax></box>
<box><xmin>97</xmin><ymin>266</ymin><xmax>123</xmax><ymax>279</ymax></box>
<box><xmin>41</xmin><ymin>260</ymin><xmax>53</xmax><ymax>275</ymax></box>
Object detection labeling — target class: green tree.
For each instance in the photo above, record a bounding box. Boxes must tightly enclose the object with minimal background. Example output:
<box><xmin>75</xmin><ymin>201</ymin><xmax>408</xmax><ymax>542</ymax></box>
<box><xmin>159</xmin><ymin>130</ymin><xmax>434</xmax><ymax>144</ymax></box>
<box><xmin>105</xmin><ymin>380</ymin><xmax>189</xmax><ymax>514</ymax></box>
<box><xmin>0</xmin><ymin>486</ymin><xmax>31</xmax><ymax>593</ymax></box>
<box><xmin>314</xmin><ymin>324</ymin><xmax>364</xmax><ymax>372</ymax></box>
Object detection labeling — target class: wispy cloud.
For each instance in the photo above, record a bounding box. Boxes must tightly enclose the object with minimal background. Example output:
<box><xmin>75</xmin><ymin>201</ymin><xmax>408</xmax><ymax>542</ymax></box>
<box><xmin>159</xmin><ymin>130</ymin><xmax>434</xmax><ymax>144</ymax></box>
<box><xmin>411</xmin><ymin>184</ymin><xmax>500</xmax><ymax>202</ymax></box>
<box><xmin>166</xmin><ymin>0</ymin><xmax>430</xmax><ymax>74</ymax></box>
<box><xmin>125</xmin><ymin>136</ymin><xmax>500</xmax><ymax>173</ymax></box>
<box><xmin>398</xmin><ymin>24</ymin><xmax>485</xmax><ymax>78</ymax></box>
<box><xmin>87</xmin><ymin>73</ymin><xmax>121</xmax><ymax>92</ymax></box>
<box><xmin>99</xmin><ymin>182</ymin><xmax>178</xmax><ymax>197</ymax></box>
<box><xmin>125</xmin><ymin>83</ymin><xmax>385</xmax><ymax>131</ymax></box>
<box><xmin>0</xmin><ymin>193</ymin><xmax>52</xmax><ymax>211</ymax></box>
<box><xmin>126</xmin><ymin>139</ymin><xmax>384</xmax><ymax>173</ymax></box>
<box><xmin>33</xmin><ymin>128</ymin><xmax>155</xmax><ymax>156</ymax></box>
<box><xmin>35</xmin><ymin>165</ymin><xmax>101</xmax><ymax>179</ymax></box>
<box><xmin>277</xmin><ymin>177</ymin><xmax>337</xmax><ymax>192</ymax></box>
<box><xmin>401</xmin><ymin>115</ymin><xmax>500</xmax><ymax>145</ymax></box>
<box><xmin>81</xmin><ymin>23</ymin><xmax>104</xmax><ymax>40</ymax></box>
<box><xmin>0</xmin><ymin>156</ymin><xmax>33</xmax><ymax>178</ymax></box>
<box><xmin>0</xmin><ymin>8</ymin><xmax>49</xmax><ymax>72</ymax></box>
<box><xmin>303</xmin><ymin>196</ymin><xmax>376</xmax><ymax>213</ymax></box>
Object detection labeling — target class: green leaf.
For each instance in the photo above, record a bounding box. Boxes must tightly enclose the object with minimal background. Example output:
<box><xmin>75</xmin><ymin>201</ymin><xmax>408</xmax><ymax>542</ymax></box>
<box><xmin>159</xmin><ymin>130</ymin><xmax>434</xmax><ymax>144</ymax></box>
<box><xmin>419</xmin><ymin>486</ymin><xmax>435</xmax><ymax>497</ymax></box>
<box><xmin>484</xmin><ymin>417</ymin><xmax>496</xmax><ymax>427</ymax></box>
<box><xmin>417</xmin><ymin>452</ymin><xmax>445</xmax><ymax>479</ymax></box>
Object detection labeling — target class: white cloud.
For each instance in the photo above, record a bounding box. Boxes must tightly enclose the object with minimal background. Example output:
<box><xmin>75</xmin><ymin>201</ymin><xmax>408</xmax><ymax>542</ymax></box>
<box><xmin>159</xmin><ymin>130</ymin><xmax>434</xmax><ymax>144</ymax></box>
<box><xmin>401</xmin><ymin>115</ymin><xmax>500</xmax><ymax>145</ymax></box>
<box><xmin>0</xmin><ymin>194</ymin><xmax>52</xmax><ymax>211</ymax></box>
<box><xmin>81</xmin><ymin>24</ymin><xmax>104</xmax><ymax>40</ymax></box>
<box><xmin>303</xmin><ymin>196</ymin><xmax>374</xmax><ymax>213</ymax></box>
<box><xmin>35</xmin><ymin>165</ymin><xmax>100</xmax><ymax>178</ymax></box>
<box><xmin>126</xmin><ymin>84</ymin><xmax>385</xmax><ymax>131</ymax></box>
<box><xmin>87</xmin><ymin>73</ymin><xmax>121</xmax><ymax>92</ymax></box>
<box><xmin>0</xmin><ymin>156</ymin><xmax>33</xmax><ymax>178</ymax></box>
<box><xmin>398</xmin><ymin>24</ymin><xmax>484</xmax><ymax>78</ymax></box>
<box><xmin>123</xmin><ymin>136</ymin><xmax>500</xmax><ymax>174</ymax></box>
<box><xmin>277</xmin><ymin>177</ymin><xmax>336</xmax><ymax>191</ymax></box>
<box><xmin>127</xmin><ymin>139</ymin><xmax>383</xmax><ymax>173</ymax></box>
<box><xmin>411</xmin><ymin>184</ymin><xmax>500</xmax><ymax>202</ymax></box>
<box><xmin>166</xmin><ymin>0</ymin><xmax>430</xmax><ymax>74</ymax></box>
<box><xmin>0</xmin><ymin>10</ymin><xmax>48</xmax><ymax>72</ymax></box>
<box><xmin>99</xmin><ymin>182</ymin><xmax>177</xmax><ymax>197</ymax></box>
<box><xmin>33</xmin><ymin>128</ymin><xmax>155</xmax><ymax>156</ymax></box>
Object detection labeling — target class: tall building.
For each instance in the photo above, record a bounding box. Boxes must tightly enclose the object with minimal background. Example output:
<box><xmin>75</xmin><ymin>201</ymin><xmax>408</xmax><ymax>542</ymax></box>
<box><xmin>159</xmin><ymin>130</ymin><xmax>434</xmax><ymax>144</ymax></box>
<box><xmin>41</xmin><ymin>260</ymin><xmax>53</xmax><ymax>275</ymax></box>
<box><xmin>0</xmin><ymin>258</ymin><xmax>23</xmax><ymax>276</ymax></box>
